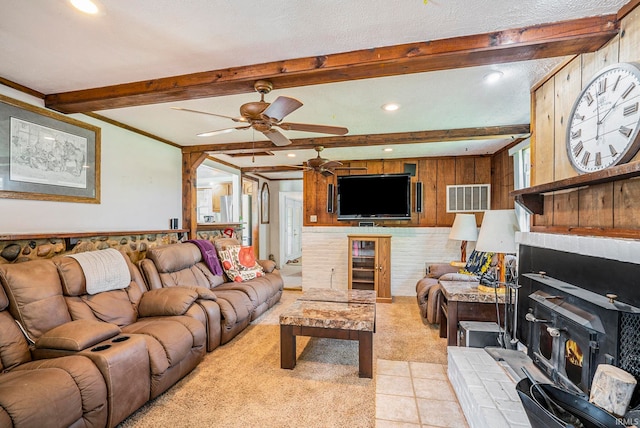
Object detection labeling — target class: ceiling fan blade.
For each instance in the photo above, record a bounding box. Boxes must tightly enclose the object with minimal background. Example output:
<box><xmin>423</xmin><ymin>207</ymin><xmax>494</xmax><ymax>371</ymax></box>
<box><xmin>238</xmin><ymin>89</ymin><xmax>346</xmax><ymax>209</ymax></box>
<box><xmin>320</xmin><ymin>160</ymin><xmax>343</xmax><ymax>169</ymax></box>
<box><xmin>262</xmin><ymin>96</ymin><xmax>303</xmax><ymax>122</ymax></box>
<box><xmin>262</xmin><ymin>128</ymin><xmax>292</xmax><ymax>146</ymax></box>
<box><xmin>197</xmin><ymin>125</ymin><xmax>251</xmax><ymax>137</ymax></box>
<box><xmin>277</xmin><ymin>122</ymin><xmax>348</xmax><ymax>135</ymax></box>
<box><xmin>172</xmin><ymin>107</ymin><xmax>247</xmax><ymax>123</ymax></box>
<box><xmin>320</xmin><ymin>169</ymin><xmax>335</xmax><ymax>177</ymax></box>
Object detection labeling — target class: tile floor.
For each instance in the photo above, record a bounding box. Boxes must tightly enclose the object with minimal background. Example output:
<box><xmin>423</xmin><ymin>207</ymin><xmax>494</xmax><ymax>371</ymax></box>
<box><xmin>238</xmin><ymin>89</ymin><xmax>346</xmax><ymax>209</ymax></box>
<box><xmin>376</xmin><ymin>359</ymin><xmax>469</xmax><ymax>428</ymax></box>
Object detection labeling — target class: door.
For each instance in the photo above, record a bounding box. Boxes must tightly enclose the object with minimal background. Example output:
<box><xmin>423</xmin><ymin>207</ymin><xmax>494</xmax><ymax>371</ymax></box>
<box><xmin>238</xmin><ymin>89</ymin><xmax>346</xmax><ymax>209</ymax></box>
<box><xmin>283</xmin><ymin>196</ymin><xmax>302</xmax><ymax>262</ymax></box>
<box><xmin>376</xmin><ymin>237</ymin><xmax>392</xmax><ymax>302</ymax></box>
<box><xmin>349</xmin><ymin>237</ymin><xmax>377</xmax><ymax>291</ymax></box>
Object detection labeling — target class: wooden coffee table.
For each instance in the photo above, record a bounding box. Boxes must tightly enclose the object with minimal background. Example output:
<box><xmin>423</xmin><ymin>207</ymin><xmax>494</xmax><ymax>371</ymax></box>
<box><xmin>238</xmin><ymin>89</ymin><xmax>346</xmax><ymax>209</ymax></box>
<box><xmin>279</xmin><ymin>288</ymin><xmax>376</xmax><ymax>378</ymax></box>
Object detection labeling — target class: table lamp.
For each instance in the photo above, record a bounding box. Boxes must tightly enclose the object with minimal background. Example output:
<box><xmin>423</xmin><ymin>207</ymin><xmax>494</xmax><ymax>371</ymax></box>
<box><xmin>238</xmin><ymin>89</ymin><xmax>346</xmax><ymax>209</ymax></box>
<box><xmin>449</xmin><ymin>213</ymin><xmax>478</xmax><ymax>262</ymax></box>
<box><xmin>475</xmin><ymin>209</ymin><xmax>519</xmax><ymax>285</ymax></box>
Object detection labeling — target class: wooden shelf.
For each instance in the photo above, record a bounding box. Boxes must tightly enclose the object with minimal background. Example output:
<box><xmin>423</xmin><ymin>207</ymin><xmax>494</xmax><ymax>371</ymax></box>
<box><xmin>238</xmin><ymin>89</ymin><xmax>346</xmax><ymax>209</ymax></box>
<box><xmin>510</xmin><ymin>161</ymin><xmax>640</xmax><ymax>215</ymax></box>
<box><xmin>0</xmin><ymin>229</ymin><xmax>188</xmax><ymax>241</ymax></box>
<box><xmin>196</xmin><ymin>223</ymin><xmax>242</xmax><ymax>229</ymax></box>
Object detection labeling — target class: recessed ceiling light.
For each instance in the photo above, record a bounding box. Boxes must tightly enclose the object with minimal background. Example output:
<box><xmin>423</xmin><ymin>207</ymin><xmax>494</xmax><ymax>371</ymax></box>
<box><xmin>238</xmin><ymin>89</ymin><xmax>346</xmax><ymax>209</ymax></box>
<box><xmin>483</xmin><ymin>71</ymin><xmax>503</xmax><ymax>84</ymax></box>
<box><xmin>383</xmin><ymin>148</ymin><xmax>393</xmax><ymax>152</ymax></box>
<box><xmin>381</xmin><ymin>103</ymin><xmax>400</xmax><ymax>112</ymax></box>
<box><xmin>287</xmin><ymin>153</ymin><xmax>296</xmax><ymax>158</ymax></box>
<box><xmin>70</xmin><ymin>0</ymin><xmax>99</xmax><ymax>14</ymax></box>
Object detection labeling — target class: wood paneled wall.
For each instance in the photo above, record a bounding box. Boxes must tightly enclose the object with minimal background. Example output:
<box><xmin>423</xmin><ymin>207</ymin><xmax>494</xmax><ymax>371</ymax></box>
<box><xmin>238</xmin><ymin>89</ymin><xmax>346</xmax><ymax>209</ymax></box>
<box><xmin>531</xmin><ymin>5</ymin><xmax>640</xmax><ymax>237</ymax></box>
<box><xmin>303</xmin><ymin>155</ymin><xmax>513</xmax><ymax>227</ymax></box>
<box><xmin>491</xmin><ymin>146</ymin><xmax>515</xmax><ymax>211</ymax></box>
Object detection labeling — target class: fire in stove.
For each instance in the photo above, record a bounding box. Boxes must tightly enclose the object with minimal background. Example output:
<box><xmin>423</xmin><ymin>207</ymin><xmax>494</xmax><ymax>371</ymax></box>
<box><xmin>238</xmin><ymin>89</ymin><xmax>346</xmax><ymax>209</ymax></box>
<box><xmin>565</xmin><ymin>339</ymin><xmax>583</xmax><ymax>386</ymax></box>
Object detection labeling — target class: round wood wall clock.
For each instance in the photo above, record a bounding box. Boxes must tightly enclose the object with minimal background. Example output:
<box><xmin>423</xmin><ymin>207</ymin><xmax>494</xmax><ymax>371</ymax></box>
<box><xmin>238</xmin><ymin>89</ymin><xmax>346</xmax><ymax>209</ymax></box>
<box><xmin>566</xmin><ymin>62</ymin><xmax>640</xmax><ymax>174</ymax></box>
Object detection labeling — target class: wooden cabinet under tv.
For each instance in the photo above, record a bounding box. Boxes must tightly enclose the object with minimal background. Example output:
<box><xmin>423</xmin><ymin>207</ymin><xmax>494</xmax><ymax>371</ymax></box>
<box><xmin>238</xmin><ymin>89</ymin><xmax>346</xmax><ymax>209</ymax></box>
<box><xmin>347</xmin><ymin>234</ymin><xmax>391</xmax><ymax>303</ymax></box>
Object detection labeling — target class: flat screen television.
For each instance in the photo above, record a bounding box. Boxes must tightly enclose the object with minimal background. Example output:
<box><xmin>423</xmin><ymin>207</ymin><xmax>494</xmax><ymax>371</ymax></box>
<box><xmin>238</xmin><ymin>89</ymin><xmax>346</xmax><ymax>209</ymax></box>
<box><xmin>337</xmin><ymin>173</ymin><xmax>411</xmax><ymax>221</ymax></box>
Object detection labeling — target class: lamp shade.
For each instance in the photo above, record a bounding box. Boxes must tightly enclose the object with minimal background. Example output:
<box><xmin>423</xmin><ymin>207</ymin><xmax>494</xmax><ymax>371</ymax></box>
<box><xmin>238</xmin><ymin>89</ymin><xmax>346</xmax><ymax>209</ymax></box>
<box><xmin>475</xmin><ymin>209</ymin><xmax>519</xmax><ymax>254</ymax></box>
<box><xmin>448</xmin><ymin>214</ymin><xmax>478</xmax><ymax>241</ymax></box>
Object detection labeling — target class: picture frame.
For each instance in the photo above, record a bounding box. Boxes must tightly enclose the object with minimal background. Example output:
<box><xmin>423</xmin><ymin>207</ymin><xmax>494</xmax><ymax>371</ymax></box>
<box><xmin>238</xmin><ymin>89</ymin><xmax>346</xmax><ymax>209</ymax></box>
<box><xmin>260</xmin><ymin>182</ymin><xmax>270</xmax><ymax>224</ymax></box>
<box><xmin>0</xmin><ymin>94</ymin><xmax>100</xmax><ymax>203</ymax></box>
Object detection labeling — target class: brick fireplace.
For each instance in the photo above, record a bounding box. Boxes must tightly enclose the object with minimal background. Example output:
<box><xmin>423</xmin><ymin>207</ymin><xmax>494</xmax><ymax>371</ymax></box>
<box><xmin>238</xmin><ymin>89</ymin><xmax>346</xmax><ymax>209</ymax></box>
<box><xmin>441</xmin><ymin>233</ymin><xmax>640</xmax><ymax>427</ymax></box>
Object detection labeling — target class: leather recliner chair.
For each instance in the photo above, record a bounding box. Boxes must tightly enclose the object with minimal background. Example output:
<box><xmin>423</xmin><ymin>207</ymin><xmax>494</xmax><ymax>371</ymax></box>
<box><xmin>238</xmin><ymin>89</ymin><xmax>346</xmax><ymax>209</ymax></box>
<box><xmin>53</xmin><ymin>254</ymin><xmax>207</xmax><ymax>399</ymax></box>
<box><xmin>0</xmin><ymin>252</ymin><xmax>207</xmax><ymax>414</ymax></box>
<box><xmin>416</xmin><ymin>263</ymin><xmax>465</xmax><ymax>324</ymax></box>
<box><xmin>0</xmin><ymin>284</ymin><xmax>109</xmax><ymax>428</ymax></box>
<box><xmin>139</xmin><ymin>242</ymin><xmax>255</xmax><ymax>349</ymax></box>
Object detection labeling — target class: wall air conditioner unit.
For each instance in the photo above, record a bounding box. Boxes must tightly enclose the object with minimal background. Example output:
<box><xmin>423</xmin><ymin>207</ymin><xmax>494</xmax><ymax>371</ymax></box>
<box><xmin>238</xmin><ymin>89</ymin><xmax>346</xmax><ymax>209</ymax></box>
<box><xmin>446</xmin><ymin>184</ymin><xmax>490</xmax><ymax>213</ymax></box>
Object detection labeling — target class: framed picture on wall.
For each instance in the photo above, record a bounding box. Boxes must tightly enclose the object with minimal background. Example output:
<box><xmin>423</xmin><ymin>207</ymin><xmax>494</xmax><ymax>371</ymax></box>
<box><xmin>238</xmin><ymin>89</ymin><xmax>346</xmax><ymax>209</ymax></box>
<box><xmin>261</xmin><ymin>182</ymin><xmax>270</xmax><ymax>224</ymax></box>
<box><xmin>0</xmin><ymin>94</ymin><xmax>101</xmax><ymax>204</ymax></box>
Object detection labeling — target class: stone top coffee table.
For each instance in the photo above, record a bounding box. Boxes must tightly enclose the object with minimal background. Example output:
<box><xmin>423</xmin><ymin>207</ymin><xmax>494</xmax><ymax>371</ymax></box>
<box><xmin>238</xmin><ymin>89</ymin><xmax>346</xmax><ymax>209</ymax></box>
<box><xmin>297</xmin><ymin>288</ymin><xmax>376</xmax><ymax>304</ymax></box>
<box><xmin>279</xmin><ymin>288</ymin><xmax>376</xmax><ymax>378</ymax></box>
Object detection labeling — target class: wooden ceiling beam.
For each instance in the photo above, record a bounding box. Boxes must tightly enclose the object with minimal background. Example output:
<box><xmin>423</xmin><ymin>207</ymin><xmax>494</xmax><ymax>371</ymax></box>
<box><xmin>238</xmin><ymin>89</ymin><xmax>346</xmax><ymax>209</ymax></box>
<box><xmin>182</xmin><ymin>124</ymin><xmax>531</xmax><ymax>154</ymax></box>
<box><xmin>241</xmin><ymin>166</ymin><xmax>303</xmax><ymax>173</ymax></box>
<box><xmin>44</xmin><ymin>16</ymin><xmax>618</xmax><ymax>113</ymax></box>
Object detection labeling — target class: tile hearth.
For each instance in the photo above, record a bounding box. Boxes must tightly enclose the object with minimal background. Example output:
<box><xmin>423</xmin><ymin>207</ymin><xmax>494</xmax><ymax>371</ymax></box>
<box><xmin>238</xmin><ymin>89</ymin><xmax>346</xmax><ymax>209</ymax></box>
<box><xmin>447</xmin><ymin>347</ymin><xmax>530</xmax><ymax>428</ymax></box>
<box><xmin>375</xmin><ymin>359</ymin><xmax>469</xmax><ymax>428</ymax></box>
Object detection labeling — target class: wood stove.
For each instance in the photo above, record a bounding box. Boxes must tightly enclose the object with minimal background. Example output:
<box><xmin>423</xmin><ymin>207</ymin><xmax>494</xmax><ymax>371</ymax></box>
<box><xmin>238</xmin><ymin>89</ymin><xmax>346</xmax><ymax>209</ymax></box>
<box><xmin>524</xmin><ymin>272</ymin><xmax>640</xmax><ymax>400</ymax></box>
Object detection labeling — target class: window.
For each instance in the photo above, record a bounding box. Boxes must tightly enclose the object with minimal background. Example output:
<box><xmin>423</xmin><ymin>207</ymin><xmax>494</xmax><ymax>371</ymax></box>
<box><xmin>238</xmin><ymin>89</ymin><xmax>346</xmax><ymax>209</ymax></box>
<box><xmin>509</xmin><ymin>139</ymin><xmax>531</xmax><ymax>232</ymax></box>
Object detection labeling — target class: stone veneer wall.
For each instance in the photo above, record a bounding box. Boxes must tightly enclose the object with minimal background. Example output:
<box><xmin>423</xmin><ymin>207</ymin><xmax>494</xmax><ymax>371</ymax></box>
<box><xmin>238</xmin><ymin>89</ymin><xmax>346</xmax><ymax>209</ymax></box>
<box><xmin>0</xmin><ymin>232</ymin><xmax>187</xmax><ymax>264</ymax></box>
<box><xmin>0</xmin><ymin>228</ymin><xmax>239</xmax><ymax>265</ymax></box>
<box><xmin>301</xmin><ymin>226</ymin><xmax>464</xmax><ymax>297</ymax></box>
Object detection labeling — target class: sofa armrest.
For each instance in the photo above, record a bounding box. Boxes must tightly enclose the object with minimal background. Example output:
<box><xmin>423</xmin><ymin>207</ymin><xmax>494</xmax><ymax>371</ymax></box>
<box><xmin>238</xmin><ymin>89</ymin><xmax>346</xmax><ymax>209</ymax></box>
<box><xmin>138</xmin><ymin>287</ymin><xmax>199</xmax><ymax>317</ymax></box>
<box><xmin>182</xmin><ymin>286</ymin><xmax>217</xmax><ymax>301</ymax></box>
<box><xmin>257</xmin><ymin>259</ymin><xmax>276</xmax><ymax>273</ymax></box>
<box><xmin>35</xmin><ymin>320</ymin><xmax>121</xmax><ymax>351</ymax></box>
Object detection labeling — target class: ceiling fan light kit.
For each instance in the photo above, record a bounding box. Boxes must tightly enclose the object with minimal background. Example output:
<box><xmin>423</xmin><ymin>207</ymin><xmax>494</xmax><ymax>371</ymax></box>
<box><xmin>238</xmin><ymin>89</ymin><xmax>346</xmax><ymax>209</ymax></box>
<box><xmin>298</xmin><ymin>146</ymin><xmax>368</xmax><ymax>176</ymax></box>
<box><xmin>175</xmin><ymin>80</ymin><xmax>349</xmax><ymax>147</ymax></box>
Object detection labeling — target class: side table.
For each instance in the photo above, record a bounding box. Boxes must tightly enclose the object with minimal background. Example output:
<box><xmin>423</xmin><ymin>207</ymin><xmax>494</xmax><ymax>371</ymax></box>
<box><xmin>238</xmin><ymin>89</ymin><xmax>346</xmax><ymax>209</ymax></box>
<box><xmin>438</xmin><ymin>280</ymin><xmax>506</xmax><ymax>346</ymax></box>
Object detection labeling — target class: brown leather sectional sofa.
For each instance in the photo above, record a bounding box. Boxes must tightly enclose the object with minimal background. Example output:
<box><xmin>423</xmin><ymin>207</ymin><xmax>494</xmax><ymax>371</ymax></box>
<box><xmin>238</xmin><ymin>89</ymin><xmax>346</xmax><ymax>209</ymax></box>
<box><xmin>0</xmin><ymin>240</ymin><xmax>283</xmax><ymax>428</ymax></box>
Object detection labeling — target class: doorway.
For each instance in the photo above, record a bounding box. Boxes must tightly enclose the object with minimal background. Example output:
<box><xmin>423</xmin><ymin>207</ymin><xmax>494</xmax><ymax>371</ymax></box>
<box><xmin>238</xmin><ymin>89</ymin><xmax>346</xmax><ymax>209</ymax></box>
<box><xmin>279</xmin><ymin>192</ymin><xmax>302</xmax><ymax>289</ymax></box>
<box><xmin>283</xmin><ymin>195</ymin><xmax>302</xmax><ymax>262</ymax></box>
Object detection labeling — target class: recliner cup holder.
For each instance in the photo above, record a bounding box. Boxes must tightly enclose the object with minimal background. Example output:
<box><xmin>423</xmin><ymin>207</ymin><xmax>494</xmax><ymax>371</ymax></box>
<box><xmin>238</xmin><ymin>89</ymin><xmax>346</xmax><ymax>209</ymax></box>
<box><xmin>112</xmin><ymin>336</ymin><xmax>130</xmax><ymax>343</ymax></box>
<box><xmin>91</xmin><ymin>344</ymin><xmax>111</xmax><ymax>352</ymax></box>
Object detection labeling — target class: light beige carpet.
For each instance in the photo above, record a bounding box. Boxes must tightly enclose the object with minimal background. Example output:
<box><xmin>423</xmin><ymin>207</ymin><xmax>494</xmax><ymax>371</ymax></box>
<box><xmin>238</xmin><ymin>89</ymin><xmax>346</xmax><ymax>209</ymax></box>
<box><xmin>118</xmin><ymin>291</ymin><xmax>447</xmax><ymax>428</ymax></box>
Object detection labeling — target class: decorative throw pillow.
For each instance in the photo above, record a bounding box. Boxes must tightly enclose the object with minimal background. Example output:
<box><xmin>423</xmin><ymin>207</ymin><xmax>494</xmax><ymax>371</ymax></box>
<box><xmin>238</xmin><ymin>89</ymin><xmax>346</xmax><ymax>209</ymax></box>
<box><xmin>218</xmin><ymin>246</ymin><xmax>264</xmax><ymax>283</ymax></box>
<box><xmin>460</xmin><ymin>250</ymin><xmax>494</xmax><ymax>276</ymax></box>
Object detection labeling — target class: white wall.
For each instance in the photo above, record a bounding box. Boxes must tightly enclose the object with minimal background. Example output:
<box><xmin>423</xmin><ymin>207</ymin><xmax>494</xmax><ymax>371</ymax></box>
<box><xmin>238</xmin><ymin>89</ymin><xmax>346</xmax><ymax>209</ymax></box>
<box><xmin>0</xmin><ymin>85</ymin><xmax>182</xmax><ymax>234</ymax></box>
<box><xmin>302</xmin><ymin>226</ymin><xmax>465</xmax><ymax>296</ymax></box>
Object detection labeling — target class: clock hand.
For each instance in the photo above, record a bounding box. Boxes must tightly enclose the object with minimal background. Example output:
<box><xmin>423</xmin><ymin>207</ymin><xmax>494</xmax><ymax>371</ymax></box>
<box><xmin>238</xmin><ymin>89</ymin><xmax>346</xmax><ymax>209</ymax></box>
<box><xmin>599</xmin><ymin>94</ymin><xmax>624</xmax><ymax>124</ymax></box>
<box><xmin>595</xmin><ymin>91</ymin><xmax>601</xmax><ymax>140</ymax></box>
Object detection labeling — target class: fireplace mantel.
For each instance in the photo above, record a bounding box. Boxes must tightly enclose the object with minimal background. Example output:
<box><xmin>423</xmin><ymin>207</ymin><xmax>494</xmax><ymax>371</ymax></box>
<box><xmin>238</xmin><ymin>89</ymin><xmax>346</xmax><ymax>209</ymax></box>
<box><xmin>511</xmin><ymin>161</ymin><xmax>640</xmax><ymax>215</ymax></box>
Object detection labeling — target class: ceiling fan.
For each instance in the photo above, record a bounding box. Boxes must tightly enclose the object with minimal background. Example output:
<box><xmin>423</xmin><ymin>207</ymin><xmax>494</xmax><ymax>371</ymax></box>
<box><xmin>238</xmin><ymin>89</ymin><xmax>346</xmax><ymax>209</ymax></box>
<box><xmin>172</xmin><ymin>80</ymin><xmax>348</xmax><ymax>146</ymax></box>
<box><xmin>300</xmin><ymin>146</ymin><xmax>367</xmax><ymax>177</ymax></box>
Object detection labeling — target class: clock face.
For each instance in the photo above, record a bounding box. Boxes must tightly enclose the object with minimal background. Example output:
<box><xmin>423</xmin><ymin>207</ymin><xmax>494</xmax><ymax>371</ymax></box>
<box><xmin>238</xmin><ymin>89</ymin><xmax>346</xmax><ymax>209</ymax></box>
<box><xmin>566</xmin><ymin>62</ymin><xmax>640</xmax><ymax>174</ymax></box>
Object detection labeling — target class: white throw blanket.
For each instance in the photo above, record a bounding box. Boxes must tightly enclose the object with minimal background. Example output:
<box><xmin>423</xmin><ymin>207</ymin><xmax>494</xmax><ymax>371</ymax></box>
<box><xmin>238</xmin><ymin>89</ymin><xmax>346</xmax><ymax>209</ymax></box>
<box><xmin>68</xmin><ymin>248</ymin><xmax>131</xmax><ymax>295</ymax></box>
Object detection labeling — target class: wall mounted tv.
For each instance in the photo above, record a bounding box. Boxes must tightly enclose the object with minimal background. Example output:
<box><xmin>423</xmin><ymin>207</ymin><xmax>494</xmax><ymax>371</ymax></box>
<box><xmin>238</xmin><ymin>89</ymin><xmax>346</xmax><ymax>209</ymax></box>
<box><xmin>337</xmin><ymin>173</ymin><xmax>411</xmax><ymax>221</ymax></box>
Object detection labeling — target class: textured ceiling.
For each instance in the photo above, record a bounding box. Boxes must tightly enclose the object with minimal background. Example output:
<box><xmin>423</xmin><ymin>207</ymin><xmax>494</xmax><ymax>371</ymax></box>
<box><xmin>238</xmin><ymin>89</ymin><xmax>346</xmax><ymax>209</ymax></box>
<box><xmin>0</xmin><ymin>0</ymin><xmax>629</xmax><ymax>179</ymax></box>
